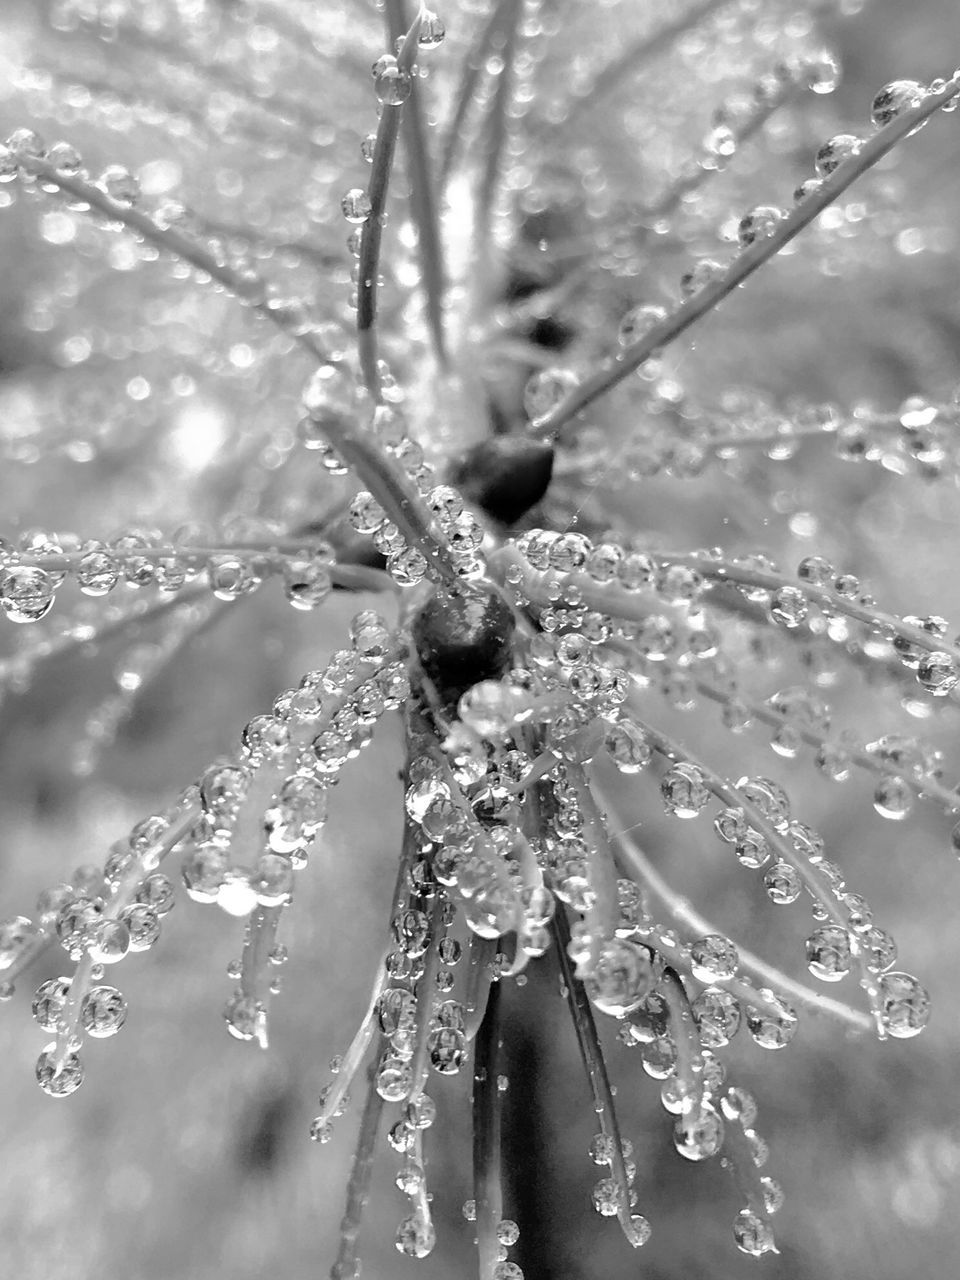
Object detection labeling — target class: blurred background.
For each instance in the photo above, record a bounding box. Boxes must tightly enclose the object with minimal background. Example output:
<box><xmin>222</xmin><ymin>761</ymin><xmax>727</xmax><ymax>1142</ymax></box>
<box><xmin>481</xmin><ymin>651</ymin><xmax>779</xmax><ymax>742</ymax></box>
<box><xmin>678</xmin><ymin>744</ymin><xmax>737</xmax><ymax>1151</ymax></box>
<box><xmin>3</xmin><ymin>2</ymin><xmax>960</xmax><ymax>1278</ymax></box>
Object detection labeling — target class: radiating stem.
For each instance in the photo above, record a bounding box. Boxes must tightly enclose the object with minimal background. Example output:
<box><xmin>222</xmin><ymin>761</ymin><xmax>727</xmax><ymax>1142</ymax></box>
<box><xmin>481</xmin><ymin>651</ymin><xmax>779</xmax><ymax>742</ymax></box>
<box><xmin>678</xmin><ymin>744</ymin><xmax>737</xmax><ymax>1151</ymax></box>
<box><xmin>357</xmin><ymin>11</ymin><xmax>423</xmax><ymax>398</ymax></box>
<box><xmin>623</xmin><ymin>702</ymin><xmax>885</xmax><ymax>1033</ymax></box>
<box><xmin>319</xmin><ymin>412</ymin><xmax>461</xmax><ymax>589</ymax></box>
<box><xmin>384</xmin><ymin>0</ymin><xmax>448</xmax><ymax>368</ymax></box>
<box><xmin>53</xmin><ymin>808</ymin><xmax>197</xmax><ymax>1072</ymax></box>
<box><xmin>331</xmin><ymin>1049</ymin><xmax>386</xmax><ymax>1280</ymax></box>
<box><xmin>552</xmin><ymin>910</ymin><xmax>647</xmax><ymax>1248</ymax></box>
<box><xmin>600</xmin><ymin>803</ymin><xmax>872</xmax><ymax>1033</ymax></box>
<box><xmin>408</xmin><ymin>898</ymin><xmax>444</xmax><ymax>1102</ymax></box>
<box><xmin>720</xmin><ymin>1111</ymin><xmax>774</xmax><ymax>1227</ymax></box>
<box><xmin>565</xmin><ymin>763</ymin><xmax>620</xmax><ymax>970</ymax></box>
<box><xmin>532</xmin><ymin>71</ymin><xmax>960</xmax><ymax>438</ymax></box>
<box><xmin>660</xmin><ymin>966</ymin><xmax>704</xmax><ymax>1137</ymax></box>
<box><xmin>472</xmin><ymin>978</ymin><xmax>503</xmax><ymax>1280</ymax></box>
<box><xmin>465</xmin><ymin>934</ymin><xmax>498</xmax><ymax>1042</ymax></box>
<box><xmin>315</xmin><ymin>959</ymin><xmax>390</xmax><ymax>1133</ymax></box>
<box><xmin>239</xmin><ymin>904</ymin><xmax>284</xmax><ymax>1050</ymax></box>
<box><xmin>688</xmin><ymin>672</ymin><xmax>960</xmax><ymax>812</ymax></box>
<box><xmin>21</xmin><ymin>158</ymin><xmax>333</xmax><ymax>361</ymax></box>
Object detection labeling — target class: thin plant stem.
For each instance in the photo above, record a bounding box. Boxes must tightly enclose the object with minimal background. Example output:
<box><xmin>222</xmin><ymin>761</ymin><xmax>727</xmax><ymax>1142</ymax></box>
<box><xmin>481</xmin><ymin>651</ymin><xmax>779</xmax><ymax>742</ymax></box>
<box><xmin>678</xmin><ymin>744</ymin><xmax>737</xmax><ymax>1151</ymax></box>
<box><xmin>332</xmin><ymin>1049</ymin><xmax>386</xmax><ymax>1280</ymax></box>
<box><xmin>565</xmin><ymin>763</ymin><xmax>620</xmax><ymax>968</ymax></box>
<box><xmin>464</xmin><ymin>934</ymin><xmax>498</xmax><ymax>1043</ymax></box>
<box><xmin>596</xmin><ymin>789</ymin><xmax>878</xmax><ymax>1035</ymax></box>
<box><xmin>660</xmin><ymin>967</ymin><xmax>704</xmax><ymax>1137</ymax></box>
<box><xmin>20</xmin><ymin>158</ymin><xmax>332</xmax><ymax>358</ymax></box>
<box><xmin>314</xmin><ymin>959</ymin><xmax>390</xmax><ymax>1132</ymax></box>
<box><xmin>552</xmin><ymin>909</ymin><xmax>647</xmax><ymax>1248</ymax></box>
<box><xmin>52</xmin><ymin>809</ymin><xmax>197</xmax><ymax>1073</ymax></box>
<box><xmin>638</xmin><ymin>79</ymin><xmax>800</xmax><ymax>228</ymax></box>
<box><xmin>408</xmin><ymin>898</ymin><xmax>444</xmax><ymax>1102</ymax></box>
<box><xmin>687</xmin><ymin>672</ymin><xmax>960</xmax><ymax>813</ymax></box>
<box><xmin>19</xmin><ymin>158</ymin><xmax>461</xmax><ymax>587</ymax></box>
<box><xmin>656</xmin><ymin>552</ymin><xmax>960</xmax><ymax>675</ymax></box>
<box><xmin>623</xmin><ymin>700</ymin><xmax>885</xmax><ymax>1034</ymax></box>
<box><xmin>532</xmin><ymin>71</ymin><xmax>960</xmax><ymax>439</ymax></box>
<box><xmin>720</xmin><ymin>1111</ymin><xmax>776</xmax><ymax>1230</ymax></box>
<box><xmin>239</xmin><ymin>904</ymin><xmax>283</xmax><ymax>1050</ymax></box>
<box><xmin>384</xmin><ymin>0</ymin><xmax>448</xmax><ymax>368</ymax></box>
<box><xmin>472</xmin><ymin>977</ymin><xmax>503</xmax><ymax>1280</ymax></box>
<box><xmin>357</xmin><ymin>10</ymin><xmax>424</xmax><ymax>398</ymax></box>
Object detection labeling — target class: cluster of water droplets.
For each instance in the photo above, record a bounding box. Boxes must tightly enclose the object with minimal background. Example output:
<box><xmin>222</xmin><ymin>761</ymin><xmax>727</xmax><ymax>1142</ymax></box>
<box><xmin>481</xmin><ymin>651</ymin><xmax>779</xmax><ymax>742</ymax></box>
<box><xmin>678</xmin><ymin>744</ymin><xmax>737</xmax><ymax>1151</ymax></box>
<box><xmin>3</xmin><ymin>794</ymin><xmax>192</xmax><ymax>1096</ymax></box>
<box><xmin>0</xmin><ymin>524</ymin><xmax>339</xmax><ymax>623</ymax></box>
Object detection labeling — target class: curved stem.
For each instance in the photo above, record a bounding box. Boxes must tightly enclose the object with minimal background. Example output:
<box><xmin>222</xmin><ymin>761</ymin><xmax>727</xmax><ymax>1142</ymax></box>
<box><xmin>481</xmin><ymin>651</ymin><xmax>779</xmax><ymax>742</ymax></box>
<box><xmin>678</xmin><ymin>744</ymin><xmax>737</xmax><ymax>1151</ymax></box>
<box><xmin>314</xmin><ymin>960</ymin><xmax>390</xmax><ymax>1133</ymax></box>
<box><xmin>597</xmin><ymin>793</ymin><xmax>873</xmax><ymax>1035</ymax></box>
<box><xmin>532</xmin><ymin>71</ymin><xmax>960</xmax><ymax>438</ymax></box>
<box><xmin>623</xmin><ymin>701</ymin><xmax>885</xmax><ymax>1033</ymax></box>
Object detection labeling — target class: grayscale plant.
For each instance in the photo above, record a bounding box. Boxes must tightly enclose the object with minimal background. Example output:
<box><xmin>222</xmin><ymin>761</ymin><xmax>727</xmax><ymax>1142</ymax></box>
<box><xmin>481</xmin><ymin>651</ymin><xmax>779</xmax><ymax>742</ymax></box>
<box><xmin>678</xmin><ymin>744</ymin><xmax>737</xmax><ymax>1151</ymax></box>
<box><xmin>0</xmin><ymin>1</ymin><xmax>958</xmax><ymax>1276</ymax></box>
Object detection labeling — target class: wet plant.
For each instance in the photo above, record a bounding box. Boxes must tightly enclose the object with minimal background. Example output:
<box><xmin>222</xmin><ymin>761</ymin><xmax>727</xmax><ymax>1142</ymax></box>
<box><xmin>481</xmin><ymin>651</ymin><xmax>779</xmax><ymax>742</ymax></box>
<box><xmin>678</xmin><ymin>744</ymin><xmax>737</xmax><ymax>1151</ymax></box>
<box><xmin>0</xmin><ymin>0</ymin><xmax>959</xmax><ymax>1275</ymax></box>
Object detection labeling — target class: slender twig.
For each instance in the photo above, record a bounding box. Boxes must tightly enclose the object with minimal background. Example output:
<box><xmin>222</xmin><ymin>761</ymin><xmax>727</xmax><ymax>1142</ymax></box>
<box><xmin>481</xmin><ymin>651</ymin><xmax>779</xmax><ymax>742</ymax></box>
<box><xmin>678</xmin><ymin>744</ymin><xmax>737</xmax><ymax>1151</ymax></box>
<box><xmin>52</xmin><ymin>809</ymin><xmax>197</xmax><ymax>1073</ymax></box>
<box><xmin>238</xmin><ymin>904</ymin><xmax>283</xmax><ymax>1049</ymax></box>
<box><xmin>595</xmin><ymin>792</ymin><xmax>872</xmax><ymax>1032</ymax></box>
<box><xmin>20</xmin><ymin>158</ymin><xmax>329</xmax><ymax>357</ymax></box>
<box><xmin>472</xmin><ymin>978</ymin><xmax>504</xmax><ymax>1280</ymax></box>
<box><xmin>408</xmin><ymin>898</ymin><xmax>444</xmax><ymax>1102</ymax></box>
<box><xmin>720</xmin><ymin>1110</ymin><xmax>776</xmax><ymax>1231</ymax></box>
<box><xmin>565</xmin><ymin>763</ymin><xmax>620</xmax><ymax>971</ymax></box>
<box><xmin>332</xmin><ymin>1050</ymin><xmax>386</xmax><ymax>1280</ymax></box>
<box><xmin>357</xmin><ymin>11</ymin><xmax>424</xmax><ymax>398</ymax></box>
<box><xmin>552</xmin><ymin>910</ymin><xmax>647</xmax><ymax>1248</ymax></box>
<box><xmin>532</xmin><ymin>72</ymin><xmax>960</xmax><ymax>438</ymax></box>
<box><xmin>17</xmin><ymin>157</ymin><xmax>463</xmax><ymax>586</ymax></box>
<box><xmin>661</xmin><ymin>967</ymin><xmax>704</xmax><ymax>1136</ymax></box>
<box><xmin>623</xmin><ymin>701</ymin><xmax>885</xmax><ymax>1033</ymax></box>
<box><xmin>687</xmin><ymin>672</ymin><xmax>960</xmax><ymax>813</ymax></box>
<box><xmin>655</xmin><ymin>552</ymin><xmax>960</xmax><ymax>676</ymax></box>
<box><xmin>314</xmin><ymin>960</ymin><xmax>390</xmax><ymax>1133</ymax></box>
<box><xmin>384</xmin><ymin>0</ymin><xmax>448</xmax><ymax>368</ymax></box>
<box><xmin>464</xmin><ymin>934</ymin><xmax>498</xmax><ymax>1042</ymax></box>
<box><xmin>494</xmin><ymin>540</ymin><xmax>960</xmax><ymax>707</ymax></box>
